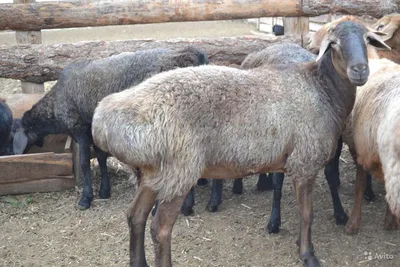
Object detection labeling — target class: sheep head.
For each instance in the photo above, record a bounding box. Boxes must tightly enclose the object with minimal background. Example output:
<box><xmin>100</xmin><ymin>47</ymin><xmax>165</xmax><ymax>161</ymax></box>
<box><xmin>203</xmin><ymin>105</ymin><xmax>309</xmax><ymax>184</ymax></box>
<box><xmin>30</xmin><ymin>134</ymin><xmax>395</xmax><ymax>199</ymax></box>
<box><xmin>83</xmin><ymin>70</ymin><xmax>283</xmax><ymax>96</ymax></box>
<box><xmin>317</xmin><ymin>21</ymin><xmax>390</xmax><ymax>86</ymax></box>
<box><xmin>372</xmin><ymin>14</ymin><xmax>400</xmax><ymax>49</ymax></box>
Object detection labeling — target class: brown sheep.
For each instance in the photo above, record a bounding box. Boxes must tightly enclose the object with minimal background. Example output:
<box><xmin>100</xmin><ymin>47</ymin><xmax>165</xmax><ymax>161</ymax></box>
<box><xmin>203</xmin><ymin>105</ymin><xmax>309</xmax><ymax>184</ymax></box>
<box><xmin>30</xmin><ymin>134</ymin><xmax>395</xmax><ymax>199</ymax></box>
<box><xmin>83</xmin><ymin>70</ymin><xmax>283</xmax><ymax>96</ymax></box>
<box><xmin>92</xmin><ymin>21</ymin><xmax>388</xmax><ymax>267</ymax></box>
<box><xmin>370</xmin><ymin>13</ymin><xmax>400</xmax><ymax>63</ymax></box>
<box><xmin>344</xmin><ymin>58</ymin><xmax>400</xmax><ymax>234</ymax></box>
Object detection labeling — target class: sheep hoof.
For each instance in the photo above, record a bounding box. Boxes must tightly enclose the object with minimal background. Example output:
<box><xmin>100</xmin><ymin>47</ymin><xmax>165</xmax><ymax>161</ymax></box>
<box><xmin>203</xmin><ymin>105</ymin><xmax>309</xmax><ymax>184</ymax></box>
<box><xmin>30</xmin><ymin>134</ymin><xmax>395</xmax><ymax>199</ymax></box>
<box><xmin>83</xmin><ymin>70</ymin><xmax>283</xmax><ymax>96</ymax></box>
<box><xmin>345</xmin><ymin>220</ymin><xmax>360</xmax><ymax>235</ymax></box>
<box><xmin>267</xmin><ymin>221</ymin><xmax>280</xmax><ymax>234</ymax></box>
<box><xmin>206</xmin><ymin>203</ymin><xmax>219</xmax><ymax>212</ymax></box>
<box><xmin>334</xmin><ymin>212</ymin><xmax>349</xmax><ymax>225</ymax></box>
<box><xmin>364</xmin><ymin>190</ymin><xmax>376</xmax><ymax>201</ymax></box>
<box><xmin>77</xmin><ymin>196</ymin><xmax>92</xmax><ymax>210</ymax></box>
<box><xmin>197</xmin><ymin>178</ymin><xmax>208</xmax><ymax>186</ymax></box>
<box><xmin>257</xmin><ymin>173</ymin><xmax>273</xmax><ymax>191</ymax></box>
<box><xmin>98</xmin><ymin>189</ymin><xmax>111</xmax><ymax>199</ymax></box>
<box><xmin>181</xmin><ymin>206</ymin><xmax>194</xmax><ymax>216</ymax></box>
<box><xmin>301</xmin><ymin>252</ymin><xmax>320</xmax><ymax>267</ymax></box>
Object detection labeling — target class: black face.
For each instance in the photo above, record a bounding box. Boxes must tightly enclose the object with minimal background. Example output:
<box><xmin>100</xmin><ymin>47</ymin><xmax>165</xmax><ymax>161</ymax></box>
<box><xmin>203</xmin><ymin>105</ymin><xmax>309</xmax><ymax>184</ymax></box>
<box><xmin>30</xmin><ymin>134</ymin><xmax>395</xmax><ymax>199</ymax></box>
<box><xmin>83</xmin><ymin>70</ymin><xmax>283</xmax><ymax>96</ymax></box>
<box><xmin>317</xmin><ymin>21</ymin><xmax>390</xmax><ymax>86</ymax></box>
<box><xmin>13</xmin><ymin>110</ymin><xmax>45</xmax><ymax>154</ymax></box>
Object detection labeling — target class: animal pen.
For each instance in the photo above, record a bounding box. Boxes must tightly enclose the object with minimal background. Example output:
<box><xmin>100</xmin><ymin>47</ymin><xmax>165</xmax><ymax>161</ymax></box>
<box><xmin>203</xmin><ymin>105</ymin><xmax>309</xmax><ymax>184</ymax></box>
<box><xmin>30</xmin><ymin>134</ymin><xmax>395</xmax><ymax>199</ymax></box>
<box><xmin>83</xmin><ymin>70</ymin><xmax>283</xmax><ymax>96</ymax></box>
<box><xmin>0</xmin><ymin>0</ymin><xmax>398</xmax><ymax>196</ymax></box>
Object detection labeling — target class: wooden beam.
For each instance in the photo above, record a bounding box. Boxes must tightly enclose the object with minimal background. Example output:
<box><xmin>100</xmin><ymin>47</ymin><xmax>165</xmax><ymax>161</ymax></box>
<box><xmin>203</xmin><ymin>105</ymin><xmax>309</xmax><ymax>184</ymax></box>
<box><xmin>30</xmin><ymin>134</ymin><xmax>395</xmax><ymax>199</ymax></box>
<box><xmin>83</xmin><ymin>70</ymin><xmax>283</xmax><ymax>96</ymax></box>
<box><xmin>0</xmin><ymin>35</ymin><xmax>299</xmax><ymax>83</ymax></box>
<box><xmin>0</xmin><ymin>0</ymin><xmax>398</xmax><ymax>31</ymax></box>
<box><xmin>13</xmin><ymin>0</ymin><xmax>45</xmax><ymax>94</ymax></box>
<box><xmin>0</xmin><ymin>176</ymin><xmax>75</xmax><ymax>196</ymax></box>
<box><xmin>0</xmin><ymin>0</ymin><xmax>300</xmax><ymax>31</ymax></box>
<box><xmin>283</xmin><ymin>17</ymin><xmax>310</xmax><ymax>47</ymax></box>
<box><xmin>0</xmin><ymin>153</ymin><xmax>72</xmax><ymax>184</ymax></box>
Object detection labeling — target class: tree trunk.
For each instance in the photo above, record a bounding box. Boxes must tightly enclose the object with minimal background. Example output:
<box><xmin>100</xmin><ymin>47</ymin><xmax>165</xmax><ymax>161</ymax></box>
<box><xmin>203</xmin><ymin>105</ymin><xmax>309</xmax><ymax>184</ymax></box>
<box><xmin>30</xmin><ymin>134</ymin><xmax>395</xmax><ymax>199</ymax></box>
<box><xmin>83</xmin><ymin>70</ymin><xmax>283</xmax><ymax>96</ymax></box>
<box><xmin>0</xmin><ymin>35</ymin><xmax>300</xmax><ymax>83</ymax></box>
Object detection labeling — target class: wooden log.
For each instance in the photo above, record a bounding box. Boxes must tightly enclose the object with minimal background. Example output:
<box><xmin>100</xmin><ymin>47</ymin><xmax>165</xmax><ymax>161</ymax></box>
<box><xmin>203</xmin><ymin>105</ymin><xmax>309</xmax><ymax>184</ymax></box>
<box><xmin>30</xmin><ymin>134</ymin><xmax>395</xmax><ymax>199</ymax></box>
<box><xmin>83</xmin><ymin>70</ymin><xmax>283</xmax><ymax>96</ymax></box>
<box><xmin>0</xmin><ymin>176</ymin><xmax>75</xmax><ymax>196</ymax></box>
<box><xmin>0</xmin><ymin>153</ymin><xmax>72</xmax><ymax>184</ymax></box>
<box><xmin>13</xmin><ymin>0</ymin><xmax>45</xmax><ymax>93</ymax></box>
<box><xmin>0</xmin><ymin>0</ymin><xmax>398</xmax><ymax>31</ymax></box>
<box><xmin>0</xmin><ymin>0</ymin><xmax>300</xmax><ymax>31</ymax></box>
<box><xmin>304</xmin><ymin>0</ymin><xmax>398</xmax><ymax>17</ymax></box>
<box><xmin>0</xmin><ymin>35</ymin><xmax>299</xmax><ymax>83</ymax></box>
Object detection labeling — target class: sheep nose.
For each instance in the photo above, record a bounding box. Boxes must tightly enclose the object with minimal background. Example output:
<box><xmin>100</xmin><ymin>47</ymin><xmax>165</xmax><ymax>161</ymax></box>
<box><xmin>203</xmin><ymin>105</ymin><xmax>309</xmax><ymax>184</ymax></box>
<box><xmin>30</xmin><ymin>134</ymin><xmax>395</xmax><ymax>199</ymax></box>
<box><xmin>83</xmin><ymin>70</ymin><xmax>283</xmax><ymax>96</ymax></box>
<box><xmin>351</xmin><ymin>64</ymin><xmax>368</xmax><ymax>75</ymax></box>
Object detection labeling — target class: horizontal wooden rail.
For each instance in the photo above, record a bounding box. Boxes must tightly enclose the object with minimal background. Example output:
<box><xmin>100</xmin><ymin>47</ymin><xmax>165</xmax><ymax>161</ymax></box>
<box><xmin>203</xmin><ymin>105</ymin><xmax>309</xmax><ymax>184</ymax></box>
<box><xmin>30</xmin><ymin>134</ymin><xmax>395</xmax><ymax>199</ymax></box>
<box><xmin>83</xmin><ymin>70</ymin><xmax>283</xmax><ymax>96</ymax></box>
<box><xmin>0</xmin><ymin>0</ymin><xmax>398</xmax><ymax>31</ymax></box>
<box><xmin>0</xmin><ymin>35</ymin><xmax>299</xmax><ymax>83</ymax></box>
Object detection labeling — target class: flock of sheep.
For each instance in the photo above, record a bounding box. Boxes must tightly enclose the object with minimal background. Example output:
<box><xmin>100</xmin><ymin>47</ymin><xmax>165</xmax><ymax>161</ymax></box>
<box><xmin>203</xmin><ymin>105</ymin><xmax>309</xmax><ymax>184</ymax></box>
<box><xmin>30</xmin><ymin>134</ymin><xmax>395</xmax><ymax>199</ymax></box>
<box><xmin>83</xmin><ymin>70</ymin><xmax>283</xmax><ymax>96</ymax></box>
<box><xmin>0</xmin><ymin>14</ymin><xmax>400</xmax><ymax>267</ymax></box>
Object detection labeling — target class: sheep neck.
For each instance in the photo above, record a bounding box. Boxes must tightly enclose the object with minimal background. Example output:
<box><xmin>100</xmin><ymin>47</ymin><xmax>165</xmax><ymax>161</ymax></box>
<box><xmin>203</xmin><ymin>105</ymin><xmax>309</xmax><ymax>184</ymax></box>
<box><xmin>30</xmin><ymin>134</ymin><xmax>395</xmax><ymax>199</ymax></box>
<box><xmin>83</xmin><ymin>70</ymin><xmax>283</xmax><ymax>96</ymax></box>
<box><xmin>316</xmin><ymin>49</ymin><xmax>357</xmax><ymax>129</ymax></box>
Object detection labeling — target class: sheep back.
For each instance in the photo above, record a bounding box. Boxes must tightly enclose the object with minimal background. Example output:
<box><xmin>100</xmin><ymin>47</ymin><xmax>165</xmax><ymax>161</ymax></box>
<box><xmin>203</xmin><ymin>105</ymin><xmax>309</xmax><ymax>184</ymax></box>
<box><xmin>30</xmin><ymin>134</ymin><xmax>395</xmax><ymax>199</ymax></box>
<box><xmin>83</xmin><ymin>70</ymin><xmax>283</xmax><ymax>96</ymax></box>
<box><xmin>93</xmin><ymin>64</ymin><xmax>341</xmax><ymax>201</ymax></box>
<box><xmin>241</xmin><ymin>43</ymin><xmax>316</xmax><ymax>69</ymax></box>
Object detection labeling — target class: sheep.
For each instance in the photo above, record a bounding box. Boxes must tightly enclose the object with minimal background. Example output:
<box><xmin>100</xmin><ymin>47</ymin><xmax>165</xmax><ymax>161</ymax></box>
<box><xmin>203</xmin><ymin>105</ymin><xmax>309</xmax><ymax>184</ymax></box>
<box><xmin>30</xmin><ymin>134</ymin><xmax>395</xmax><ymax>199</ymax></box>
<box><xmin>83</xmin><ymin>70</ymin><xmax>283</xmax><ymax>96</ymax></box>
<box><xmin>92</xmin><ymin>21</ymin><xmax>388</xmax><ymax>267</ymax></box>
<box><xmin>180</xmin><ymin>43</ymin><xmax>321</xmax><ymax>217</ymax></box>
<box><xmin>236</xmin><ymin>42</ymin><xmax>350</xmax><ymax>233</ymax></box>
<box><xmin>307</xmin><ymin>15</ymin><xmax>400</xmax><ymax>202</ymax></box>
<box><xmin>0</xmin><ymin>93</ymin><xmax>70</xmax><ymax>156</ymax></box>
<box><xmin>344</xmin><ymin>58</ymin><xmax>400</xmax><ymax>234</ymax></box>
<box><xmin>0</xmin><ymin>98</ymin><xmax>13</xmax><ymax>154</ymax></box>
<box><xmin>370</xmin><ymin>14</ymin><xmax>400</xmax><ymax>63</ymax></box>
<box><xmin>13</xmin><ymin>47</ymin><xmax>209</xmax><ymax>210</ymax></box>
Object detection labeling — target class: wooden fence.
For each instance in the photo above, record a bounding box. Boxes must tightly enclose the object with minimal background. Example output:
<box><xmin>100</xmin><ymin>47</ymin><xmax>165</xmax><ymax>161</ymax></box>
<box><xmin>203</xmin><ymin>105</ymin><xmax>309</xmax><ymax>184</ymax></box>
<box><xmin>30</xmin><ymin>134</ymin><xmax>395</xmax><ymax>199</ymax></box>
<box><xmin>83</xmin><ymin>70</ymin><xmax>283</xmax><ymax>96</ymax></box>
<box><xmin>0</xmin><ymin>0</ymin><xmax>398</xmax><ymax>195</ymax></box>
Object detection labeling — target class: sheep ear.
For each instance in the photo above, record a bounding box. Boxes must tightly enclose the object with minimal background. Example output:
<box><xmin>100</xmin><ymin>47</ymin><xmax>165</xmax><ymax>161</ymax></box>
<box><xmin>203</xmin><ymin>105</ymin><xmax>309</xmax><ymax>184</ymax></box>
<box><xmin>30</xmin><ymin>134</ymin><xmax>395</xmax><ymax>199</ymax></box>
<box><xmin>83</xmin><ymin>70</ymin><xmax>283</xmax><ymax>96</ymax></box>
<box><xmin>13</xmin><ymin>130</ymin><xmax>28</xmax><ymax>155</ymax></box>
<box><xmin>316</xmin><ymin>38</ymin><xmax>332</xmax><ymax>62</ymax></box>
<box><xmin>374</xmin><ymin>23</ymin><xmax>398</xmax><ymax>41</ymax></box>
<box><xmin>366</xmin><ymin>31</ymin><xmax>391</xmax><ymax>50</ymax></box>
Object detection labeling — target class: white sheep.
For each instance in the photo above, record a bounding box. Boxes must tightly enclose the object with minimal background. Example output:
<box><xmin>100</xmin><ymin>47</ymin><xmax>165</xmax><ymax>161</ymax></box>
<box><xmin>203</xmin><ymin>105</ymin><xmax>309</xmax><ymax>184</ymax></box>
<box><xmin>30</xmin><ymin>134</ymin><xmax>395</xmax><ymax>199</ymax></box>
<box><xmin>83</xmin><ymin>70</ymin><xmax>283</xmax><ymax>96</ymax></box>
<box><xmin>92</xmin><ymin>21</ymin><xmax>388</xmax><ymax>267</ymax></box>
<box><xmin>344</xmin><ymin>58</ymin><xmax>400</xmax><ymax>234</ymax></box>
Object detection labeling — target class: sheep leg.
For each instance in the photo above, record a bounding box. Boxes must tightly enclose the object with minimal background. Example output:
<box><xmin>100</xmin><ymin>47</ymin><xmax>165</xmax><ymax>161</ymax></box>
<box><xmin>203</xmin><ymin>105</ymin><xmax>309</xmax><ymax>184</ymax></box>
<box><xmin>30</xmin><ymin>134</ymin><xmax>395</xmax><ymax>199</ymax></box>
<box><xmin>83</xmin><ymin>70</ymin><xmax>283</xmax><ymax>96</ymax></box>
<box><xmin>267</xmin><ymin>172</ymin><xmax>285</xmax><ymax>234</ymax></box>
<box><xmin>293</xmin><ymin>176</ymin><xmax>320</xmax><ymax>267</ymax></box>
<box><xmin>346</xmin><ymin>164</ymin><xmax>367</xmax><ymax>234</ymax></box>
<box><xmin>257</xmin><ymin>173</ymin><xmax>274</xmax><ymax>191</ymax></box>
<box><xmin>323</xmin><ymin>137</ymin><xmax>348</xmax><ymax>225</ymax></box>
<box><xmin>93</xmin><ymin>144</ymin><xmax>110</xmax><ymax>199</ymax></box>
<box><xmin>151</xmin><ymin>195</ymin><xmax>187</xmax><ymax>267</ymax></box>
<box><xmin>155</xmin><ymin>188</ymin><xmax>195</xmax><ymax>217</ymax></box>
<box><xmin>127</xmin><ymin>184</ymin><xmax>156</xmax><ymax>267</ymax></box>
<box><xmin>384</xmin><ymin>202</ymin><xmax>400</xmax><ymax>230</ymax></box>
<box><xmin>76</xmin><ymin>133</ymin><xmax>95</xmax><ymax>210</ymax></box>
<box><xmin>364</xmin><ymin>173</ymin><xmax>376</xmax><ymax>201</ymax></box>
<box><xmin>206</xmin><ymin>179</ymin><xmax>223</xmax><ymax>212</ymax></box>
<box><xmin>181</xmin><ymin>187</ymin><xmax>195</xmax><ymax>216</ymax></box>
<box><xmin>232</xmin><ymin>178</ymin><xmax>243</xmax><ymax>194</ymax></box>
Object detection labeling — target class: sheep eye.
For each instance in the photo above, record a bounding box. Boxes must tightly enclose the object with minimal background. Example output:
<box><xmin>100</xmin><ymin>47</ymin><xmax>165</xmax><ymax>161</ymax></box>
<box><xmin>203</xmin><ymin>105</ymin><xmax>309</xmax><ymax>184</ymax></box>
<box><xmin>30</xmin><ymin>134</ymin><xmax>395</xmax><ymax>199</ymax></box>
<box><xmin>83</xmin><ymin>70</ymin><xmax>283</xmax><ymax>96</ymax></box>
<box><xmin>376</xmin><ymin>25</ymin><xmax>384</xmax><ymax>31</ymax></box>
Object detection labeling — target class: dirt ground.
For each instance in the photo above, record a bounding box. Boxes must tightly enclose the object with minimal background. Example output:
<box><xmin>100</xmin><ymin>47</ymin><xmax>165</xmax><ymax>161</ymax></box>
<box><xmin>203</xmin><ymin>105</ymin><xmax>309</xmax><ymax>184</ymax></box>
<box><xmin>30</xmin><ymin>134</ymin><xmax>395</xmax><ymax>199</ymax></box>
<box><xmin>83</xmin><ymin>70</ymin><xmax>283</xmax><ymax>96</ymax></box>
<box><xmin>0</xmin><ymin>20</ymin><xmax>399</xmax><ymax>267</ymax></box>
<box><xmin>1</xmin><ymin>148</ymin><xmax>399</xmax><ymax>267</ymax></box>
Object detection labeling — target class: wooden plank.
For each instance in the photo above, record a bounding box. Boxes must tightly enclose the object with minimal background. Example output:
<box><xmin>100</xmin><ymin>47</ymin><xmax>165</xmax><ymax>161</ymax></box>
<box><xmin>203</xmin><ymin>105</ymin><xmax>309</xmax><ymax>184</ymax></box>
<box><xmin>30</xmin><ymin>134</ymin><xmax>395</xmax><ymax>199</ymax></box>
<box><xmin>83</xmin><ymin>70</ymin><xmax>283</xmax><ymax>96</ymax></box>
<box><xmin>13</xmin><ymin>0</ymin><xmax>44</xmax><ymax>94</ymax></box>
<box><xmin>0</xmin><ymin>176</ymin><xmax>75</xmax><ymax>196</ymax></box>
<box><xmin>0</xmin><ymin>35</ymin><xmax>299</xmax><ymax>83</ymax></box>
<box><xmin>27</xmin><ymin>135</ymin><xmax>69</xmax><ymax>154</ymax></box>
<box><xmin>0</xmin><ymin>153</ymin><xmax>72</xmax><ymax>184</ymax></box>
<box><xmin>0</xmin><ymin>0</ymin><xmax>301</xmax><ymax>31</ymax></box>
<box><xmin>283</xmin><ymin>17</ymin><xmax>310</xmax><ymax>47</ymax></box>
<box><xmin>65</xmin><ymin>136</ymin><xmax>72</xmax><ymax>153</ymax></box>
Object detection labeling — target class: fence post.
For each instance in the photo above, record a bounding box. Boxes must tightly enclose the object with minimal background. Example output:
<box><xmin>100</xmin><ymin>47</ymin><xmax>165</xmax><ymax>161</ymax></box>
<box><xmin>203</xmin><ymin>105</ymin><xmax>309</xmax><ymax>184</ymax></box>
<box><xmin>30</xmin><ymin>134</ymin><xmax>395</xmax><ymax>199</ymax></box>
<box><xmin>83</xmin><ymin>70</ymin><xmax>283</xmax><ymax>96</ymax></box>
<box><xmin>13</xmin><ymin>0</ymin><xmax>45</xmax><ymax>94</ymax></box>
<box><xmin>283</xmin><ymin>17</ymin><xmax>309</xmax><ymax>47</ymax></box>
